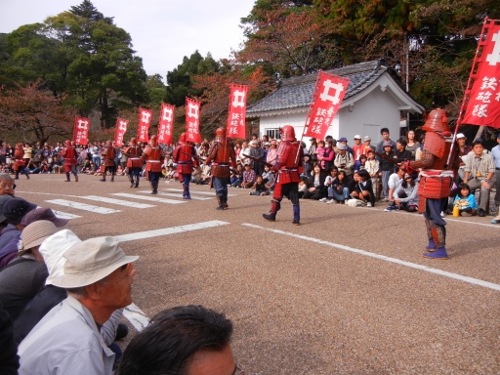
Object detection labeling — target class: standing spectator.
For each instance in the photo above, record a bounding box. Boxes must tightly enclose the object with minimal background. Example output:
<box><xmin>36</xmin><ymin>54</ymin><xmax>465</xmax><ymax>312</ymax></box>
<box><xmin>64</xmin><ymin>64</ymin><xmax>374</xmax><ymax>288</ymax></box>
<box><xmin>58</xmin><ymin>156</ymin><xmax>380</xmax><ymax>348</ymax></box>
<box><xmin>91</xmin><ymin>143</ymin><xmax>101</xmax><ymax>169</ymax></box>
<box><xmin>363</xmin><ymin>136</ymin><xmax>374</xmax><ymax>156</ymax></box>
<box><xmin>378</xmin><ymin>142</ymin><xmax>396</xmax><ymax>201</ymax></box>
<box><xmin>337</xmin><ymin>137</ymin><xmax>354</xmax><ymax>156</ymax></box>
<box><xmin>454</xmin><ymin>133</ymin><xmax>472</xmax><ymax>183</ymax></box>
<box><xmin>308</xmin><ymin>138</ymin><xmax>317</xmax><ymax>158</ymax></box>
<box><xmin>491</xmin><ymin>133</ymin><xmax>500</xmax><ymax>211</ymax></box>
<box><xmin>463</xmin><ymin>140</ymin><xmax>496</xmax><ymax>217</ymax></box>
<box><xmin>22</xmin><ymin>143</ymin><xmax>33</xmax><ymax>166</ymax></box>
<box><xmin>249</xmin><ymin>140</ymin><xmax>264</xmax><ymax>176</ymax></box>
<box><xmin>375</xmin><ymin>127</ymin><xmax>397</xmax><ymax>155</ymax></box>
<box><xmin>405</xmin><ymin>130</ymin><xmax>420</xmax><ymax>161</ymax></box>
<box><xmin>394</xmin><ymin>139</ymin><xmax>412</xmax><ymax>163</ymax></box>
<box><xmin>351</xmin><ymin>135</ymin><xmax>366</xmax><ymax>160</ymax></box>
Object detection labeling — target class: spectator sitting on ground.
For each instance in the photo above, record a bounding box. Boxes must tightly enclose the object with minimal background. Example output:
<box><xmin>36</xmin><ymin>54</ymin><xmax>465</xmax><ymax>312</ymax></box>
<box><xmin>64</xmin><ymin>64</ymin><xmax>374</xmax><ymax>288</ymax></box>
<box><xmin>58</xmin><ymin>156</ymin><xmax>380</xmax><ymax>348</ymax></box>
<box><xmin>116</xmin><ymin>305</ymin><xmax>239</xmax><ymax>375</ymax></box>
<box><xmin>322</xmin><ymin>166</ymin><xmax>339</xmax><ymax>203</ymax></box>
<box><xmin>384</xmin><ymin>166</ymin><xmax>407</xmax><ymax>212</ymax></box>
<box><xmin>301</xmin><ymin>154</ymin><xmax>312</xmax><ymax>182</ymax></box>
<box><xmin>331</xmin><ymin>170</ymin><xmax>352</xmax><ymax>203</ymax></box>
<box><xmin>230</xmin><ymin>164</ymin><xmax>243</xmax><ymax>188</ymax></box>
<box><xmin>453</xmin><ymin>183</ymin><xmax>477</xmax><ymax>217</ymax></box>
<box><xmin>249</xmin><ymin>175</ymin><xmax>270</xmax><ymax>196</ymax></box>
<box><xmin>0</xmin><ymin>221</ymin><xmax>59</xmax><ymax>321</ymax></box>
<box><xmin>350</xmin><ymin>169</ymin><xmax>375</xmax><ymax>207</ymax></box>
<box><xmin>262</xmin><ymin>165</ymin><xmax>275</xmax><ymax>191</ymax></box>
<box><xmin>18</xmin><ymin>236</ymin><xmax>139</xmax><ymax>375</ymax></box>
<box><xmin>353</xmin><ymin>154</ymin><xmax>367</xmax><ymax>172</ymax></box>
<box><xmin>304</xmin><ymin>163</ymin><xmax>326</xmax><ymax>200</ymax></box>
<box><xmin>334</xmin><ymin>143</ymin><xmax>354</xmax><ymax>176</ymax></box>
<box><xmin>241</xmin><ymin>163</ymin><xmax>256</xmax><ymax>189</ymax></box>
<box><xmin>393</xmin><ymin>171</ymin><xmax>419</xmax><ymax>212</ymax></box>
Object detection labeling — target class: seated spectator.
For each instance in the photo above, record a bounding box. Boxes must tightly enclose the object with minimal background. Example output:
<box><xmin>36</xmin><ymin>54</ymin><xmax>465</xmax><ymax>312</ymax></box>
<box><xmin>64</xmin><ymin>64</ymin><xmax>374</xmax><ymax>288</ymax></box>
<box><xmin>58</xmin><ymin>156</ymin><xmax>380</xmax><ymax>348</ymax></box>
<box><xmin>384</xmin><ymin>166</ymin><xmax>405</xmax><ymax>211</ymax></box>
<box><xmin>353</xmin><ymin>154</ymin><xmax>368</xmax><ymax>172</ymax></box>
<box><xmin>393</xmin><ymin>171</ymin><xmax>419</xmax><ymax>212</ymax></box>
<box><xmin>334</xmin><ymin>143</ymin><xmax>354</xmax><ymax>176</ymax></box>
<box><xmin>303</xmin><ymin>163</ymin><xmax>326</xmax><ymax>200</ymax></box>
<box><xmin>230</xmin><ymin>164</ymin><xmax>243</xmax><ymax>187</ymax></box>
<box><xmin>241</xmin><ymin>164</ymin><xmax>256</xmax><ymax>189</ymax></box>
<box><xmin>453</xmin><ymin>183</ymin><xmax>477</xmax><ymax>217</ymax></box>
<box><xmin>0</xmin><ymin>300</ymin><xmax>19</xmax><ymax>375</ymax></box>
<box><xmin>18</xmin><ymin>236</ymin><xmax>139</xmax><ymax>375</ymax></box>
<box><xmin>298</xmin><ymin>177</ymin><xmax>308</xmax><ymax>198</ymax></box>
<box><xmin>394</xmin><ymin>139</ymin><xmax>412</xmax><ymax>163</ymax></box>
<box><xmin>51</xmin><ymin>156</ymin><xmax>64</xmax><ymax>174</ymax></box>
<box><xmin>322</xmin><ymin>166</ymin><xmax>338</xmax><ymax>203</ymax></box>
<box><xmin>262</xmin><ymin>165</ymin><xmax>275</xmax><ymax>191</ymax></box>
<box><xmin>116</xmin><ymin>305</ymin><xmax>239</xmax><ymax>375</ymax></box>
<box><xmin>350</xmin><ymin>169</ymin><xmax>375</xmax><ymax>207</ymax></box>
<box><xmin>249</xmin><ymin>175</ymin><xmax>270</xmax><ymax>196</ymax></box>
<box><xmin>331</xmin><ymin>170</ymin><xmax>352</xmax><ymax>203</ymax></box>
<box><xmin>0</xmin><ymin>221</ymin><xmax>58</xmax><ymax>321</ymax></box>
<box><xmin>300</xmin><ymin>154</ymin><xmax>312</xmax><ymax>183</ymax></box>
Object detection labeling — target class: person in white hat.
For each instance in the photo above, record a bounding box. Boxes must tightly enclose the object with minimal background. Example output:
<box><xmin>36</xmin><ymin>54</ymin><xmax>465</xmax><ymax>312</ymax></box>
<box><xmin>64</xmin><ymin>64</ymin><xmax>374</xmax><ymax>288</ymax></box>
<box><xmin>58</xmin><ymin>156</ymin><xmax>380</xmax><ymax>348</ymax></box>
<box><xmin>18</xmin><ymin>236</ymin><xmax>138</xmax><ymax>375</ymax></box>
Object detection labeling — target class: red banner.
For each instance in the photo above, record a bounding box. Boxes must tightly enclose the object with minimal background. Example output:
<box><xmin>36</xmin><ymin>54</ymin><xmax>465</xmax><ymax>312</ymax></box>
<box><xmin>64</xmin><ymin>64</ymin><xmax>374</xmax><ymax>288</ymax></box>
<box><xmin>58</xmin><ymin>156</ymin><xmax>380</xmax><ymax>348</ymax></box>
<box><xmin>303</xmin><ymin>71</ymin><xmax>350</xmax><ymax>140</ymax></box>
<box><xmin>226</xmin><ymin>84</ymin><xmax>248</xmax><ymax>138</ymax></box>
<box><xmin>73</xmin><ymin>116</ymin><xmax>90</xmax><ymax>145</ymax></box>
<box><xmin>185</xmin><ymin>98</ymin><xmax>202</xmax><ymax>143</ymax></box>
<box><xmin>462</xmin><ymin>22</ymin><xmax>500</xmax><ymax>128</ymax></box>
<box><xmin>114</xmin><ymin>118</ymin><xmax>128</xmax><ymax>147</ymax></box>
<box><xmin>158</xmin><ymin>103</ymin><xmax>174</xmax><ymax>144</ymax></box>
<box><xmin>137</xmin><ymin>107</ymin><xmax>152</xmax><ymax>142</ymax></box>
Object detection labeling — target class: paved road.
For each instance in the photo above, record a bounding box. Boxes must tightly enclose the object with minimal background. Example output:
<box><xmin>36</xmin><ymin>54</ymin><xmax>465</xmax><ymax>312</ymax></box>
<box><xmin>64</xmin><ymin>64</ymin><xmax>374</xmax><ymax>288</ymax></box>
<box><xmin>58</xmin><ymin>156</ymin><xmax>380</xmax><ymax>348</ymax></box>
<box><xmin>15</xmin><ymin>174</ymin><xmax>500</xmax><ymax>375</ymax></box>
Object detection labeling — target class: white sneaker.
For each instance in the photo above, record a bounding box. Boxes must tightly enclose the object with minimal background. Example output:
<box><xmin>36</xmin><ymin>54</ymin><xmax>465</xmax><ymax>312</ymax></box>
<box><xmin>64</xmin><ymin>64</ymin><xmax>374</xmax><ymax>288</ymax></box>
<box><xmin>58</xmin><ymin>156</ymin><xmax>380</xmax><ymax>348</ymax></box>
<box><xmin>367</xmin><ymin>202</ymin><xmax>372</xmax><ymax>207</ymax></box>
<box><xmin>440</xmin><ymin>211</ymin><xmax>445</xmax><ymax>217</ymax></box>
<box><xmin>319</xmin><ymin>197</ymin><xmax>328</xmax><ymax>202</ymax></box>
<box><xmin>327</xmin><ymin>199</ymin><xmax>335</xmax><ymax>204</ymax></box>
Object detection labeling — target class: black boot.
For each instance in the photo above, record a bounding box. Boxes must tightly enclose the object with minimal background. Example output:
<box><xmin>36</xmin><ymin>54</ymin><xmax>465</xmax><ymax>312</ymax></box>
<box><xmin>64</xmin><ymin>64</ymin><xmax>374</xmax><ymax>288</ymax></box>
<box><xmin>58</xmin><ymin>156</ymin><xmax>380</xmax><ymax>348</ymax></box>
<box><xmin>65</xmin><ymin>172</ymin><xmax>71</xmax><ymax>182</ymax></box>
<box><xmin>263</xmin><ymin>212</ymin><xmax>276</xmax><ymax>221</ymax></box>
<box><xmin>110</xmin><ymin>173</ymin><xmax>115</xmax><ymax>182</ymax></box>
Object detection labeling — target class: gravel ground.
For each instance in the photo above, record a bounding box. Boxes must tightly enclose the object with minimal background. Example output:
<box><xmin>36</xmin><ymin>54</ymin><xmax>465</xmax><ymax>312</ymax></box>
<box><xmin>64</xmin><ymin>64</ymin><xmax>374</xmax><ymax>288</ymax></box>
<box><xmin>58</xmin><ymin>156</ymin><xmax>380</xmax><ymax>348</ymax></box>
<box><xmin>14</xmin><ymin>173</ymin><xmax>500</xmax><ymax>374</ymax></box>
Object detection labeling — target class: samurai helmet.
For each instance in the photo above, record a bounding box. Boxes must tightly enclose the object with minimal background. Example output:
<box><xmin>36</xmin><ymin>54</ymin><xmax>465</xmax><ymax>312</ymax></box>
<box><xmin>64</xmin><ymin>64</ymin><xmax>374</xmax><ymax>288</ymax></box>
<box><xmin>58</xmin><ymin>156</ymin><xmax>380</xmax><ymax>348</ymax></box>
<box><xmin>422</xmin><ymin>108</ymin><xmax>450</xmax><ymax>133</ymax></box>
<box><xmin>130</xmin><ymin>137</ymin><xmax>137</xmax><ymax>146</ymax></box>
<box><xmin>179</xmin><ymin>133</ymin><xmax>187</xmax><ymax>143</ymax></box>
<box><xmin>150</xmin><ymin>135</ymin><xmax>158</xmax><ymax>147</ymax></box>
<box><xmin>280</xmin><ymin>125</ymin><xmax>296</xmax><ymax>142</ymax></box>
<box><xmin>215</xmin><ymin>127</ymin><xmax>226</xmax><ymax>143</ymax></box>
<box><xmin>64</xmin><ymin>140</ymin><xmax>72</xmax><ymax>146</ymax></box>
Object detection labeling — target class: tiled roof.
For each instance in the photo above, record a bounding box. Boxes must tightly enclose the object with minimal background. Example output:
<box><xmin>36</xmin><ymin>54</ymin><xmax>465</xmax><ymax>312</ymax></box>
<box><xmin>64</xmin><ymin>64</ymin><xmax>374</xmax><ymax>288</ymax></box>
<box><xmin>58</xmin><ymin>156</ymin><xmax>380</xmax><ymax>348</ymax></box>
<box><xmin>247</xmin><ymin>60</ymin><xmax>390</xmax><ymax>114</ymax></box>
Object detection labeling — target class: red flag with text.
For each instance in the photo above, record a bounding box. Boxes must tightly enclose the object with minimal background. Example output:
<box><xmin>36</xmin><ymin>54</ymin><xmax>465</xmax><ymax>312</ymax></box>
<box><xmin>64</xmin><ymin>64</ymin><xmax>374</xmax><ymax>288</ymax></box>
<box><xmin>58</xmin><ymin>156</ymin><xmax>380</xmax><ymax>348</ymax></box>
<box><xmin>73</xmin><ymin>117</ymin><xmax>90</xmax><ymax>145</ymax></box>
<box><xmin>303</xmin><ymin>71</ymin><xmax>350</xmax><ymax>140</ymax></box>
<box><xmin>158</xmin><ymin>103</ymin><xmax>174</xmax><ymax>144</ymax></box>
<box><xmin>185</xmin><ymin>98</ymin><xmax>202</xmax><ymax>143</ymax></box>
<box><xmin>462</xmin><ymin>22</ymin><xmax>500</xmax><ymax>128</ymax></box>
<box><xmin>226</xmin><ymin>84</ymin><xmax>248</xmax><ymax>138</ymax></box>
<box><xmin>114</xmin><ymin>118</ymin><xmax>128</xmax><ymax>147</ymax></box>
<box><xmin>137</xmin><ymin>107</ymin><xmax>152</xmax><ymax>142</ymax></box>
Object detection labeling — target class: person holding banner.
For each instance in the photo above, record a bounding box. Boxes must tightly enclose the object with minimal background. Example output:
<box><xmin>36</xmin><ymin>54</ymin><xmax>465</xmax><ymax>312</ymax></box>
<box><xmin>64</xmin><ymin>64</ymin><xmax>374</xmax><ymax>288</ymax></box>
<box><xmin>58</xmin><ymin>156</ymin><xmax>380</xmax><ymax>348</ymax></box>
<box><xmin>122</xmin><ymin>138</ymin><xmax>143</xmax><ymax>188</ymax></box>
<box><xmin>60</xmin><ymin>140</ymin><xmax>78</xmax><ymax>182</ymax></box>
<box><xmin>172</xmin><ymin>133</ymin><xmax>198</xmax><ymax>200</ymax></box>
<box><xmin>206</xmin><ymin>128</ymin><xmax>236</xmax><ymax>210</ymax></box>
<box><xmin>99</xmin><ymin>141</ymin><xmax>117</xmax><ymax>182</ymax></box>
<box><xmin>142</xmin><ymin>135</ymin><xmax>164</xmax><ymax>194</ymax></box>
<box><xmin>408</xmin><ymin>109</ymin><xmax>455</xmax><ymax>260</ymax></box>
<box><xmin>263</xmin><ymin>125</ymin><xmax>303</xmax><ymax>225</ymax></box>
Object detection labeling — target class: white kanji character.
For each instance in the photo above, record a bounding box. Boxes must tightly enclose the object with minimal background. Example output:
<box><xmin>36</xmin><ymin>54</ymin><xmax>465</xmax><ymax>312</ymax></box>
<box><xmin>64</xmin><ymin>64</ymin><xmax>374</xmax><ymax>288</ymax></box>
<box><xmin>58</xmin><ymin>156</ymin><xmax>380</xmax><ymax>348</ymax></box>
<box><xmin>118</xmin><ymin>121</ymin><xmax>127</xmax><ymax>131</ymax></box>
<box><xmin>316</xmin><ymin>108</ymin><xmax>326</xmax><ymax>116</ymax></box>
<box><xmin>480</xmin><ymin>77</ymin><xmax>497</xmax><ymax>90</ymax></box>
<box><xmin>232</xmin><ymin>90</ymin><xmax>246</xmax><ymax>108</ymax></box>
<box><xmin>476</xmin><ymin>91</ymin><xmax>492</xmax><ymax>103</ymax></box>
<box><xmin>231</xmin><ymin>113</ymin><xmax>240</xmax><ymax>120</ymax></box>
<box><xmin>309</xmin><ymin>125</ymin><xmax>322</xmax><ymax>134</ymax></box>
<box><xmin>486</xmin><ymin>31</ymin><xmax>500</xmax><ymax>66</ymax></box>
<box><xmin>187</xmin><ymin>103</ymin><xmax>199</xmax><ymax>119</ymax></box>
<box><xmin>141</xmin><ymin>110</ymin><xmax>152</xmax><ymax>124</ymax></box>
<box><xmin>319</xmin><ymin>79</ymin><xmax>345</xmax><ymax>105</ymax></box>
<box><xmin>77</xmin><ymin>120</ymin><xmax>88</xmax><ymax>130</ymax></box>
<box><xmin>472</xmin><ymin>104</ymin><xmax>488</xmax><ymax>117</ymax></box>
<box><xmin>162</xmin><ymin>107</ymin><xmax>173</xmax><ymax>122</ymax></box>
<box><xmin>230</xmin><ymin>127</ymin><xmax>238</xmax><ymax>134</ymax></box>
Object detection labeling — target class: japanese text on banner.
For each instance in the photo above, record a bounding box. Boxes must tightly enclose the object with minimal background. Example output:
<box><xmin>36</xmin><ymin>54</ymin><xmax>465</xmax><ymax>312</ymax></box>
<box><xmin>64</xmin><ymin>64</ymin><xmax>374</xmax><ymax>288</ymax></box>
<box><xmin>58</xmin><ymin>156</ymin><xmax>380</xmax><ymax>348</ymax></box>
<box><xmin>462</xmin><ymin>23</ymin><xmax>500</xmax><ymax>128</ymax></box>
<box><xmin>226</xmin><ymin>84</ymin><xmax>248</xmax><ymax>139</ymax></box>
<box><xmin>73</xmin><ymin>117</ymin><xmax>90</xmax><ymax>145</ymax></box>
<box><xmin>158</xmin><ymin>103</ymin><xmax>174</xmax><ymax>144</ymax></box>
<box><xmin>137</xmin><ymin>107</ymin><xmax>152</xmax><ymax>142</ymax></box>
<box><xmin>185</xmin><ymin>98</ymin><xmax>202</xmax><ymax>143</ymax></box>
<box><xmin>114</xmin><ymin>118</ymin><xmax>128</xmax><ymax>147</ymax></box>
<box><xmin>304</xmin><ymin>71</ymin><xmax>350</xmax><ymax>140</ymax></box>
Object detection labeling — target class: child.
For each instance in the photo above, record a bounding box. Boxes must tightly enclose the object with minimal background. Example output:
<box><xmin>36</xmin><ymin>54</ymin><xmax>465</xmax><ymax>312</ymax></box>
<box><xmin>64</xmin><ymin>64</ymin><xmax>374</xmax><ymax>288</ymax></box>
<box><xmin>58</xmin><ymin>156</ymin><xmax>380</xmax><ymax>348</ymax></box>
<box><xmin>249</xmin><ymin>175</ymin><xmax>270</xmax><ymax>196</ymax></box>
<box><xmin>453</xmin><ymin>183</ymin><xmax>477</xmax><ymax>217</ymax></box>
<box><xmin>321</xmin><ymin>166</ymin><xmax>338</xmax><ymax>203</ymax></box>
<box><xmin>350</xmin><ymin>169</ymin><xmax>375</xmax><ymax>206</ymax></box>
<box><xmin>262</xmin><ymin>165</ymin><xmax>275</xmax><ymax>191</ymax></box>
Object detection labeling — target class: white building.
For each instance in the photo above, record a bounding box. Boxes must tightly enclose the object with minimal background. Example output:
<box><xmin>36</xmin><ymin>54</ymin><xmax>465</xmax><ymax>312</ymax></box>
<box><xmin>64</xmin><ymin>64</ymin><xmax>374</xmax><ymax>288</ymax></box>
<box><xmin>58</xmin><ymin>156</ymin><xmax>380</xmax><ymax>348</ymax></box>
<box><xmin>246</xmin><ymin>60</ymin><xmax>424</xmax><ymax>144</ymax></box>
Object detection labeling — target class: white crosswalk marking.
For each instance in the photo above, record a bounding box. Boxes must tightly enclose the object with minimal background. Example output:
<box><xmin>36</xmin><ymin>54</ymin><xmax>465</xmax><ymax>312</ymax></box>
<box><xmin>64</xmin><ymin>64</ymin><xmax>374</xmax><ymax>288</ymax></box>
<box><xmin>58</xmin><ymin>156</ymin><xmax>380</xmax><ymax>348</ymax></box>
<box><xmin>45</xmin><ymin>199</ymin><xmax>121</xmax><ymax>214</ymax></box>
<box><xmin>80</xmin><ymin>195</ymin><xmax>155</xmax><ymax>208</ymax></box>
<box><xmin>138</xmin><ymin>191</ymin><xmax>210</xmax><ymax>200</ymax></box>
<box><xmin>112</xmin><ymin>193</ymin><xmax>186</xmax><ymax>204</ymax></box>
<box><xmin>164</xmin><ymin>188</ymin><xmax>235</xmax><ymax>197</ymax></box>
<box><xmin>52</xmin><ymin>210</ymin><xmax>82</xmax><ymax>220</ymax></box>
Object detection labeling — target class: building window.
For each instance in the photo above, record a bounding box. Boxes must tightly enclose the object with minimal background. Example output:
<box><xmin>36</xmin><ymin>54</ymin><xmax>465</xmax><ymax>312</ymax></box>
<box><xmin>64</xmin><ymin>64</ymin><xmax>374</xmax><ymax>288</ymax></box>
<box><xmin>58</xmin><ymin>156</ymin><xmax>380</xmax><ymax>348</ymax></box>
<box><xmin>267</xmin><ymin>129</ymin><xmax>280</xmax><ymax>140</ymax></box>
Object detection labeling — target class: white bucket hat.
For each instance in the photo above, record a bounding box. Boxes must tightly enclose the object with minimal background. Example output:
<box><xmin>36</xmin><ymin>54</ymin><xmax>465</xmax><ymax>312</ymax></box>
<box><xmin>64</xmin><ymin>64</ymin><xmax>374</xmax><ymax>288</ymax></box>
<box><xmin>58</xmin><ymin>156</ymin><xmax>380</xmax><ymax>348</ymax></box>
<box><xmin>39</xmin><ymin>229</ymin><xmax>82</xmax><ymax>285</ymax></box>
<box><xmin>50</xmin><ymin>236</ymin><xmax>139</xmax><ymax>288</ymax></box>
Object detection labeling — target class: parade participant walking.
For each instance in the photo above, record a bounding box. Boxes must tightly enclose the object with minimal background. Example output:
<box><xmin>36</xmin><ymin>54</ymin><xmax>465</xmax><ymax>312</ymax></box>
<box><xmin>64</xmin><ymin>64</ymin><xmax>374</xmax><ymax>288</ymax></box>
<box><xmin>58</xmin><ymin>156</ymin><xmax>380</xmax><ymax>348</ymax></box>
<box><xmin>60</xmin><ymin>140</ymin><xmax>78</xmax><ymax>182</ymax></box>
<box><xmin>172</xmin><ymin>133</ymin><xmax>198</xmax><ymax>199</ymax></box>
<box><xmin>100</xmin><ymin>141</ymin><xmax>117</xmax><ymax>182</ymax></box>
<box><xmin>13</xmin><ymin>144</ymin><xmax>29</xmax><ymax>180</ymax></box>
<box><xmin>263</xmin><ymin>125</ymin><xmax>303</xmax><ymax>225</ymax></box>
<box><xmin>206</xmin><ymin>128</ymin><xmax>235</xmax><ymax>210</ymax></box>
<box><xmin>122</xmin><ymin>138</ymin><xmax>142</xmax><ymax>188</ymax></box>
<box><xmin>408</xmin><ymin>109</ymin><xmax>455</xmax><ymax>260</ymax></box>
<box><xmin>141</xmin><ymin>135</ymin><xmax>164</xmax><ymax>194</ymax></box>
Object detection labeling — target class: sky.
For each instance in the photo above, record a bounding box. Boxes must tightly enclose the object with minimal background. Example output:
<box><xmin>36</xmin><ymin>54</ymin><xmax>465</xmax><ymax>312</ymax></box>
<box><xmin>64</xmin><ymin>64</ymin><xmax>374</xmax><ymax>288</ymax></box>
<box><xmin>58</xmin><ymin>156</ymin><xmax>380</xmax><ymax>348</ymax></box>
<box><xmin>0</xmin><ymin>0</ymin><xmax>256</xmax><ymax>82</ymax></box>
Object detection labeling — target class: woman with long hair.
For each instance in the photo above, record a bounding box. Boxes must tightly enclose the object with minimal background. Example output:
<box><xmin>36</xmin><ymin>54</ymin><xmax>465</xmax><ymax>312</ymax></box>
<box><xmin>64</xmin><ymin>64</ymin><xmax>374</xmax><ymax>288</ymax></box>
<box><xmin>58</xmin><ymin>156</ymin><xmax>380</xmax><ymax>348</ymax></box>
<box><xmin>405</xmin><ymin>130</ymin><xmax>420</xmax><ymax>161</ymax></box>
